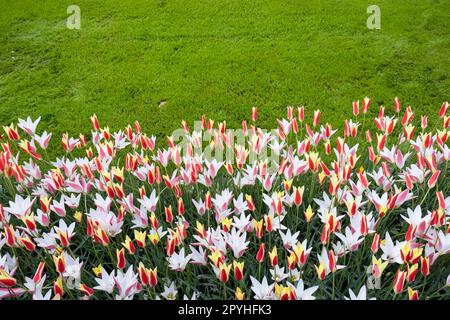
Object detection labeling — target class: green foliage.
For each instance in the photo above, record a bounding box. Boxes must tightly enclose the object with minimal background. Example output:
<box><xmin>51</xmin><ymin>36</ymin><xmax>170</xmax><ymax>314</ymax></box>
<box><xmin>0</xmin><ymin>0</ymin><xmax>449</xmax><ymax>156</ymax></box>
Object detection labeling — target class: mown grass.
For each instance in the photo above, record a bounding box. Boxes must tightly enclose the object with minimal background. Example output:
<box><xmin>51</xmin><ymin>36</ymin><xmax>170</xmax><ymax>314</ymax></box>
<box><xmin>0</xmin><ymin>0</ymin><xmax>449</xmax><ymax>155</ymax></box>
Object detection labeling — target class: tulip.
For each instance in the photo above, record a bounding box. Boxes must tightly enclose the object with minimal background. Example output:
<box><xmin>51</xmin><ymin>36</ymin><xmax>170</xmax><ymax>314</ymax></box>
<box><xmin>138</xmin><ymin>262</ymin><xmax>150</xmax><ymax>286</ymax></box>
<box><xmin>298</xmin><ymin>106</ymin><xmax>304</xmax><ymax>122</ymax></box>
<box><xmin>269</xmin><ymin>246</ymin><xmax>278</xmax><ymax>267</ymax></box>
<box><xmin>95</xmin><ymin>227</ymin><xmax>110</xmax><ymax>247</ymax></box>
<box><xmin>92</xmin><ymin>265</ymin><xmax>102</xmax><ymax>278</ymax></box>
<box><xmin>320</xmin><ymin>224</ymin><xmax>330</xmax><ymax>245</ymax></box>
<box><xmin>53</xmin><ymin>254</ymin><xmax>66</xmax><ymax>274</ymax></box>
<box><xmin>436</xmin><ymin>191</ymin><xmax>445</xmax><ymax>210</ymax></box>
<box><xmin>312</xmin><ymin>110</ymin><xmax>321</xmax><ymax>127</ymax></box>
<box><xmin>263</xmin><ymin>214</ymin><xmax>273</xmax><ymax>233</ymax></box>
<box><xmin>0</xmin><ymin>270</ymin><xmax>16</xmax><ymax>287</ymax></box>
<box><xmin>90</xmin><ymin>114</ymin><xmax>100</xmax><ymax>131</ymax></box>
<box><xmin>408</xmin><ymin>287</ymin><xmax>419</xmax><ymax>300</ymax></box>
<box><xmin>406</xmin><ymin>263</ymin><xmax>419</xmax><ymax>283</ymax></box>
<box><xmin>329</xmin><ymin>174</ymin><xmax>340</xmax><ymax>196</ymax></box>
<box><xmin>254</xmin><ymin>219</ymin><xmax>263</xmax><ymax>239</ymax></box>
<box><xmin>315</xmin><ymin>262</ymin><xmax>326</xmax><ymax>281</ymax></box>
<box><xmin>218</xmin><ymin>263</ymin><xmax>232</xmax><ymax>283</ymax></box>
<box><xmin>352</xmin><ymin>100</ymin><xmax>359</xmax><ymax>116</ymax></box>
<box><xmin>149</xmin><ymin>268</ymin><xmax>158</xmax><ymax>287</ymax></box>
<box><xmin>293</xmin><ymin>186</ymin><xmax>304</xmax><ymax>207</ymax></box>
<box><xmin>286</xmin><ymin>252</ymin><xmax>296</xmax><ymax>270</ymax></box>
<box><xmin>251</xmin><ymin>107</ymin><xmax>257</xmax><ymax>122</ymax></box>
<box><xmin>328</xmin><ymin>250</ymin><xmax>337</xmax><ymax>272</ymax></box>
<box><xmin>205</xmin><ymin>192</ymin><xmax>212</xmax><ymax>210</ymax></box>
<box><xmin>221</xmin><ymin>217</ymin><xmax>232</xmax><ymax>232</ymax></box>
<box><xmin>304</xmin><ymin>205</ymin><xmax>315</xmax><ymax>223</ymax></box>
<box><xmin>122</xmin><ymin>236</ymin><xmax>136</xmax><ymax>255</ymax></box>
<box><xmin>235</xmin><ymin>287</ymin><xmax>245</xmax><ymax>300</ymax></box>
<box><xmin>20</xmin><ymin>236</ymin><xmax>36</xmax><ymax>251</ymax></box>
<box><xmin>165</xmin><ymin>205</ymin><xmax>173</xmax><ymax>224</ymax></box>
<box><xmin>33</xmin><ymin>262</ymin><xmax>46</xmax><ymax>284</ymax></box>
<box><xmin>393</xmin><ymin>270</ymin><xmax>406</xmax><ymax>294</ymax></box>
<box><xmin>256</xmin><ymin>243</ymin><xmax>265</xmax><ymax>263</ymax></box>
<box><xmin>371</xmin><ymin>233</ymin><xmax>380</xmax><ymax>253</ymax></box>
<box><xmin>116</xmin><ymin>248</ymin><xmax>126</xmax><ymax>270</ymax></box>
<box><xmin>362</xmin><ymin>97</ymin><xmax>370</xmax><ymax>113</ymax></box>
<box><xmin>79</xmin><ymin>284</ymin><xmax>95</xmax><ymax>297</ymax></box>
<box><xmin>404</xmin><ymin>124</ymin><xmax>415</xmax><ymax>141</ymax></box>
<box><xmin>275</xmin><ymin>284</ymin><xmax>291</xmax><ymax>300</ymax></box>
<box><xmin>427</xmin><ymin>170</ymin><xmax>440</xmax><ymax>188</ymax></box>
<box><xmin>233</xmin><ymin>261</ymin><xmax>245</xmax><ymax>281</ymax></box>
<box><xmin>438</xmin><ymin>101</ymin><xmax>449</xmax><ymax>118</ymax></box>
<box><xmin>166</xmin><ymin>237</ymin><xmax>176</xmax><ymax>256</ymax></box>
<box><xmin>371</xmin><ymin>256</ymin><xmax>388</xmax><ymax>278</ymax></box>
<box><xmin>3</xmin><ymin>124</ymin><xmax>19</xmax><ymax>140</ymax></box>
<box><xmin>134</xmin><ymin>230</ymin><xmax>147</xmax><ymax>248</ymax></box>
<box><xmin>420</xmin><ymin>257</ymin><xmax>430</xmax><ymax>277</ymax></box>
<box><xmin>394</xmin><ymin>97</ymin><xmax>401</xmax><ymax>113</ymax></box>
<box><xmin>54</xmin><ymin>276</ymin><xmax>64</xmax><ymax>297</ymax></box>
<box><xmin>421</xmin><ymin>115</ymin><xmax>428</xmax><ymax>129</ymax></box>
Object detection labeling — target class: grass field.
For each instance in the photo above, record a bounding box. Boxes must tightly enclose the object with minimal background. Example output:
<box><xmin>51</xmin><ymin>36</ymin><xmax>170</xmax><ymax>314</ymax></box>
<box><xmin>0</xmin><ymin>0</ymin><xmax>449</xmax><ymax>149</ymax></box>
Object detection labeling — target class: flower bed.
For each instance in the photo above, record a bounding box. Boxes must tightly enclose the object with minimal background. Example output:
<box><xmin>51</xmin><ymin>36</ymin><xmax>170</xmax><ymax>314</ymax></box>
<box><xmin>0</xmin><ymin>99</ymin><xmax>449</xmax><ymax>300</ymax></box>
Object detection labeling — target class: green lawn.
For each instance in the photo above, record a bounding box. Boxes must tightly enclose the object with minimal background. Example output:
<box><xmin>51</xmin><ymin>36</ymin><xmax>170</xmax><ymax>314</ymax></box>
<box><xmin>0</xmin><ymin>0</ymin><xmax>449</xmax><ymax>149</ymax></box>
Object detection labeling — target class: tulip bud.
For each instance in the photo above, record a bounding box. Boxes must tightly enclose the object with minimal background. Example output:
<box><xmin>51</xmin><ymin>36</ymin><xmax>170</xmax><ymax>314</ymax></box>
<box><xmin>138</xmin><ymin>262</ymin><xmax>150</xmax><ymax>286</ymax></box>
<box><xmin>408</xmin><ymin>287</ymin><xmax>419</xmax><ymax>300</ymax></box>
<box><xmin>287</xmin><ymin>106</ymin><xmax>294</xmax><ymax>120</ymax></box>
<box><xmin>394</xmin><ymin>97</ymin><xmax>401</xmax><ymax>113</ymax></box>
<box><xmin>53</xmin><ymin>254</ymin><xmax>66</xmax><ymax>274</ymax></box>
<box><xmin>254</xmin><ymin>219</ymin><xmax>263</xmax><ymax>239</ymax></box>
<box><xmin>406</xmin><ymin>263</ymin><xmax>419</xmax><ymax>283</ymax></box>
<box><xmin>205</xmin><ymin>192</ymin><xmax>212</xmax><ymax>210</ymax></box>
<box><xmin>134</xmin><ymin>230</ymin><xmax>147</xmax><ymax>248</ymax></box>
<box><xmin>33</xmin><ymin>262</ymin><xmax>46</xmax><ymax>284</ymax></box>
<box><xmin>0</xmin><ymin>271</ymin><xmax>16</xmax><ymax>287</ymax></box>
<box><xmin>421</xmin><ymin>115</ymin><xmax>428</xmax><ymax>129</ymax></box>
<box><xmin>79</xmin><ymin>284</ymin><xmax>94</xmax><ymax>297</ymax></box>
<box><xmin>313</xmin><ymin>110</ymin><xmax>321</xmax><ymax>127</ymax></box>
<box><xmin>166</xmin><ymin>237</ymin><xmax>176</xmax><ymax>256</ymax></box>
<box><xmin>256</xmin><ymin>243</ymin><xmax>265</xmax><ymax>263</ymax></box>
<box><xmin>54</xmin><ymin>276</ymin><xmax>64</xmax><ymax>297</ymax></box>
<box><xmin>362</xmin><ymin>97</ymin><xmax>370</xmax><ymax>113</ymax></box>
<box><xmin>233</xmin><ymin>261</ymin><xmax>245</xmax><ymax>282</ymax></box>
<box><xmin>352</xmin><ymin>100</ymin><xmax>359</xmax><ymax>116</ymax></box>
<box><xmin>90</xmin><ymin>115</ymin><xmax>99</xmax><ymax>131</ymax></box>
<box><xmin>293</xmin><ymin>186</ymin><xmax>304</xmax><ymax>207</ymax></box>
<box><xmin>438</xmin><ymin>101</ymin><xmax>449</xmax><ymax>118</ymax></box>
<box><xmin>245</xmin><ymin>194</ymin><xmax>255</xmax><ymax>212</ymax></box>
<box><xmin>149</xmin><ymin>267</ymin><xmax>158</xmax><ymax>287</ymax></box>
<box><xmin>420</xmin><ymin>256</ymin><xmax>430</xmax><ymax>277</ymax></box>
<box><xmin>116</xmin><ymin>248</ymin><xmax>126</xmax><ymax>270</ymax></box>
<box><xmin>165</xmin><ymin>205</ymin><xmax>173</xmax><ymax>224</ymax></box>
<box><xmin>371</xmin><ymin>233</ymin><xmax>380</xmax><ymax>253</ymax></box>
<box><xmin>304</xmin><ymin>205</ymin><xmax>315</xmax><ymax>223</ymax></box>
<box><xmin>264</xmin><ymin>214</ymin><xmax>273</xmax><ymax>233</ymax></box>
<box><xmin>427</xmin><ymin>170</ymin><xmax>440</xmax><ymax>189</ymax></box>
<box><xmin>218</xmin><ymin>263</ymin><xmax>231</xmax><ymax>283</ymax></box>
<box><xmin>19</xmin><ymin>236</ymin><xmax>36</xmax><ymax>252</ymax></box>
<box><xmin>315</xmin><ymin>262</ymin><xmax>326</xmax><ymax>281</ymax></box>
<box><xmin>269</xmin><ymin>246</ymin><xmax>278</xmax><ymax>267</ymax></box>
<box><xmin>320</xmin><ymin>224</ymin><xmax>330</xmax><ymax>245</ymax></box>
<box><xmin>298</xmin><ymin>106</ymin><xmax>304</xmax><ymax>122</ymax></box>
<box><xmin>235</xmin><ymin>287</ymin><xmax>245</xmax><ymax>300</ymax></box>
<box><xmin>177</xmin><ymin>198</ymin><xmax>185</xmax><ymax>216</ymax></box>
<box><xmin>122</xmin><ymin>236</ymin><xmax>135</xmax><ymax>255</ymax></box>
<box><xmin>393</xmin><ymin>270</ymin><xmax>406</xmax><ymax>294</ymax></box>
<box><xmin>251</xmin><ymin>107</ymin><xmax>257</xmax><ymax>122</ymax></box>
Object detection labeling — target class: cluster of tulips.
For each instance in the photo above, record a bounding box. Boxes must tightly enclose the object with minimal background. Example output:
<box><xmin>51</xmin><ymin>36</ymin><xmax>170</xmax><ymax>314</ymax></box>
<box><xmin>0</xmin><ymin>98</ymin><xmax>449</xmax><ymax>300</ymax></box>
